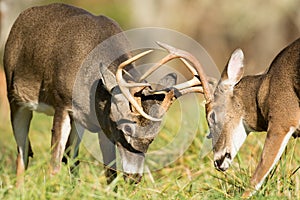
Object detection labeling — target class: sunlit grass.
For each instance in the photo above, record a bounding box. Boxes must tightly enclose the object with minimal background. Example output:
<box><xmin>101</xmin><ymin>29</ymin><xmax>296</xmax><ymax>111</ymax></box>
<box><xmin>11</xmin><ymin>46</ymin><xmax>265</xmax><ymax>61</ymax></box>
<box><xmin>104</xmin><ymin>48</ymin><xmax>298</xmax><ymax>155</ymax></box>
<box><xmin>0</xmin><ymin>96</ymin><xmax>299</xmax><ymax>199</ymax></box>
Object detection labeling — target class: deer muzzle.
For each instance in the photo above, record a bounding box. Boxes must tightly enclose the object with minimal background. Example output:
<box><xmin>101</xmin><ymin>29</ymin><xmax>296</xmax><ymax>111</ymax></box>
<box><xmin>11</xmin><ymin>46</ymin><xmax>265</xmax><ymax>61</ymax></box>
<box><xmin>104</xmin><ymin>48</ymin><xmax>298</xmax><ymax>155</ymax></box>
<box><xmin>214</xmin><ymin>152</ymin><xmax>232</xmax><ymax>171</ymax></box>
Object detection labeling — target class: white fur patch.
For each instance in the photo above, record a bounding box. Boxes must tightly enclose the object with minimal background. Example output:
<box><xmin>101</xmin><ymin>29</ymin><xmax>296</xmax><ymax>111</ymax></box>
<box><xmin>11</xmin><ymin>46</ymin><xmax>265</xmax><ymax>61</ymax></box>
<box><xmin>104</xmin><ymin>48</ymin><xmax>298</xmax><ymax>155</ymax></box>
<box><xmin>59</xmin><ymin>115</ymin><xmax>71</xmax><ymax>151</ymax></box>
<box><xmin>227</xmin><ymin>49</ymin><xmax>244</xmax><ymax>83</ymax></box>
<box><xmin>117</xmin><ymin>145</ymin><xmax>144</xmax><ymax>175</ymax></box>
<box><xmin>214</xmin><ymin>118</ymin><xmax>247</xmax><ymax>171</ymax></box>
<box><xmin>122</xmin><ymin>155</ymin><xmax>144</xmax><ymax>175</ymax></box>
<box><xmin>219</xmin><ymin>157</ymin><xmax>231</xmax><ymax>171</ymax></box>
<box><xmin>231</xmin><ymin>118</ymin><xmax>247</xmax><ymax>159</ymax></box>
<box><xmin>53</xmin><ymin>114</ymin><xmax>71</xmax><ymax>161</ymax></box>
<box><xmin>23</xmin><ymin>102</ymin><xmax>54</xmax><ymax>116</ymax></box>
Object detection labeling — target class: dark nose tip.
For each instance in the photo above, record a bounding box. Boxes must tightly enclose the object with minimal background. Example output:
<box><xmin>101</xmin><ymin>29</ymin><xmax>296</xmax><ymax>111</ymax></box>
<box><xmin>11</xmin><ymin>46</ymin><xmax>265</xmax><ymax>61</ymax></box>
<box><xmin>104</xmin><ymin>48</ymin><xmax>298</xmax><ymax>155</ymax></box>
<box><xmin>214</xmin><ymin>159</ymin><xmax>223</xmax><ymax>171</ymax></box>
<box><xmin>214</xmin><ymin>152</ymin><xmax>231</xmax><ymax>171</ymax></box>
<box><xmin>214</xmin><ymin>160</ymin><xmax>218</xmax><ymax>168</ymax></box>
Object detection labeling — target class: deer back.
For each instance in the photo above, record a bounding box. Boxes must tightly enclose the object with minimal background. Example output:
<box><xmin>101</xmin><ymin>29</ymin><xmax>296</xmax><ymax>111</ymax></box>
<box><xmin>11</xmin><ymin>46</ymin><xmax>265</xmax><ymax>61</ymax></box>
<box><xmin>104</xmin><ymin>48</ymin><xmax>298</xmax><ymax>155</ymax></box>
<box><xmin>4</xmin><ymin>3</ymin><xmax>127</xmax><ymax>109</ymax></box>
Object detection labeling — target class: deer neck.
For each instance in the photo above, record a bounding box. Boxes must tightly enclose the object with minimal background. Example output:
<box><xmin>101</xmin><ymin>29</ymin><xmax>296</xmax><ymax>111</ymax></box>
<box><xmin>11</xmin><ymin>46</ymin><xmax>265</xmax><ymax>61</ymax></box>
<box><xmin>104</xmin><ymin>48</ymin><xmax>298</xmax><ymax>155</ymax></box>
<box><xmin>234</xmin><ymin>74</ymin><xmax>268</xmax><ymax>132</ymax></box>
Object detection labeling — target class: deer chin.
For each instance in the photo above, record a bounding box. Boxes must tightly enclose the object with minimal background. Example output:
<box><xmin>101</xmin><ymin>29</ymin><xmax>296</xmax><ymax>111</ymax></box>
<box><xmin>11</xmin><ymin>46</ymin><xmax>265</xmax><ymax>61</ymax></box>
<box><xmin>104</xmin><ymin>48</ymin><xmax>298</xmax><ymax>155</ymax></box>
<box><xmin>214</xmin><ymin>118</ymin><xmax>248</xmax><ymax>171</ymax></box>
<box><xmin>117</xmin><ymin>143</ymin><xmax>145</xmax><ymax>183</ymax></box>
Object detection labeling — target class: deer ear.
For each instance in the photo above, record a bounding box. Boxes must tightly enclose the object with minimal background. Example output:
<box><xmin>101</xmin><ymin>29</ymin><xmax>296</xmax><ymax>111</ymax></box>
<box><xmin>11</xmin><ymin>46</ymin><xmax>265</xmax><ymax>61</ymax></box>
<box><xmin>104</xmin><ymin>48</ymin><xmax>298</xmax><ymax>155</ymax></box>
<box><xmin>222</xmin><ymin>49</ymin><xmax>244</xmax><ymax>85</ymax></box>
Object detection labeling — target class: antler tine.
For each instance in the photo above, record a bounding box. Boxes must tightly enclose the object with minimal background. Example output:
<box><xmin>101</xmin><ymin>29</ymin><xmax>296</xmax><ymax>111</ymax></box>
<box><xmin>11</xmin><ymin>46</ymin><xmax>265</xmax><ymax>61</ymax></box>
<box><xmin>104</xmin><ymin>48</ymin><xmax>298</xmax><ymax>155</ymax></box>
<box><xmin>156</xmin><ymin>41</ymin><xmax>213</xmax><ymax>103</ymax></box>
<box><xmin>139</xmin><ymin>44</ymin><xmax>199</xmax><ymax>89</ymax></box>
<box><xmin>179</xmin><ymin>86</ymin><xmax>204</xmax><ymax>96</ymax></box>
<box><xmin>120</xmin><ymin>49</ymin><xmax>154</xmax><ymax>68</ymax></box>
<box><xmin>117</xmin><ymin>50</ymin><xmax>153</xmax><ymax>88</ymax></box>
<box><xmin>139</xmin><ymin>42</ymin><xmax>198</xmax><ymax>81</ymax></box>
<box><xmin>179</xmin><ymin>58</ymin><xmax>198</xmax><ymax>77</ymax></box>
<box><xmin>116</xmin><ymin>49</ymin><xmax>162</xmax><ymax>121</ymax></box>
<box><xmin>173</xmin><ymin>75</ymin><xmax>201</xmax><ymax>91</ymax></box>
<box><xmin>168</xmin><ymin>58</ymin><xmax>203</xmax><ymax>92</ymax></box>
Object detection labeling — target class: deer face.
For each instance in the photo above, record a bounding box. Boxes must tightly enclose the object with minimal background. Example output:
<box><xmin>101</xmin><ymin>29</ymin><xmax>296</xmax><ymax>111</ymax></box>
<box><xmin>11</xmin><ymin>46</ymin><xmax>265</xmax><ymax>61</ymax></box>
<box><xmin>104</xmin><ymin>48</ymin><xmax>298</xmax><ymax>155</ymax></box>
<box><xmin>206</xmin><ymin>49</ymin><xmax>248</xmax><ymax>171</ymax></box>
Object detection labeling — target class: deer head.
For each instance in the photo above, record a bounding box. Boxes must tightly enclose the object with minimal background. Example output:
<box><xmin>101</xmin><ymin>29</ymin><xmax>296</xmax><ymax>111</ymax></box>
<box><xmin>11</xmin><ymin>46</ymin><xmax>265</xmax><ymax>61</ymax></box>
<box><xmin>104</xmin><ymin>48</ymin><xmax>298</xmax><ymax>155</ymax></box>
<box><xmin>205</xmin><ymin>38</ymin><xmax>300</xmax><ymax>197</ymax></box>
<box><xmin>206</xmin><ymin>49</ymin><xmax>247</xmax><ymax>171</ymax></box>
<box><xmin>108</xmin><ymin>42</ymin><xmax>213</xmax><ymax>181</ymax></box>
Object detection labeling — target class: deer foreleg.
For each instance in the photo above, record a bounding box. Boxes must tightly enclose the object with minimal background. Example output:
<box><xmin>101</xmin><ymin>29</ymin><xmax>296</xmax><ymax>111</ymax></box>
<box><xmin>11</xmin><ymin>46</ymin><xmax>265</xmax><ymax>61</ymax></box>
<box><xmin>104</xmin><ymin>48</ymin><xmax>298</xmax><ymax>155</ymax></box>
<box><xmin>50</xmin><ymin>109</ymin><xmax>71</xmax><ymax>175</ymax></box>
<box><xmin>242</xmin><ymin>126</ymin><xmax>295</xmax><ymax>198</ymax></box>
<box><xmin>11</xmin><ymin>105</ymin><xmax>33</xmax><ymax>187</ymax></box>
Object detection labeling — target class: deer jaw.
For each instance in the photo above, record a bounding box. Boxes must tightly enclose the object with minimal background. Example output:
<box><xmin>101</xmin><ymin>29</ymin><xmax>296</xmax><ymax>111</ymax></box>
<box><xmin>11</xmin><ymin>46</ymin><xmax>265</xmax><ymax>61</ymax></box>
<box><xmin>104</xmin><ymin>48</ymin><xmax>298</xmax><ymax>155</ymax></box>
<box><xmin>212</xmin><ymin>117</ymin><xmax>247</xmax><ymax>171</ymax></box>
<box><xmin>117</xmin><ymin>143</ymin><xmax>145</xmax><ymax>183</ymax></box>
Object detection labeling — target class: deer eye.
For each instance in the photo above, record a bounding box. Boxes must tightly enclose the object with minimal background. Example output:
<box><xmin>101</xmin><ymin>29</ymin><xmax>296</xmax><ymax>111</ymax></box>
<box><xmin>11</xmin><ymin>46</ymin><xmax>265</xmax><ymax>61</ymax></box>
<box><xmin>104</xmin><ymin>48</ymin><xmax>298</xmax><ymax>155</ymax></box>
<box><xmin>124</xmin><ymin>125</ymin><xmax>133</xmax><ymax>135</ymax></box>
<box><xmin>118</xmin><ymin>123</ymin><xmax>136</xmax><ymax>137</ymax></box>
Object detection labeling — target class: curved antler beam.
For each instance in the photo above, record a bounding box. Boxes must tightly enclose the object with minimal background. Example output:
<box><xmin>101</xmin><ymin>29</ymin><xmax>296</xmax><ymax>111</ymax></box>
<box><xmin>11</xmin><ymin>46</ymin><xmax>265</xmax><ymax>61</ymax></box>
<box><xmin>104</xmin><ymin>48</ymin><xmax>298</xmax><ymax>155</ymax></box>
<box><xmin>156</xmin><ymin>42</ymin><xmax>213</xmax><ymax>104</ymax></box>
<box><xmin>116</xmin><ymin>50</ymin><xmax>162</xmax><ymax>121</ymax></box>
<box><xmin>116</xmin><ymin>42</ymin><xmax>212</xmax><ymax>121</ymax></box>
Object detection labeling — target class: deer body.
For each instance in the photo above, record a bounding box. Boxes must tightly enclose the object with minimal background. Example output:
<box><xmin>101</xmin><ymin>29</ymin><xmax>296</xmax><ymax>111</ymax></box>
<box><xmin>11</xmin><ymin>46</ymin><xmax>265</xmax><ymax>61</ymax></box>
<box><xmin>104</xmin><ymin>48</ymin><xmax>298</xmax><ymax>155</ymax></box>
<box><xmin>207</xmin><ymin>38</ymin><xmax>300</xmax><ymax>197</ymax></box>
<box><xmin>4</xmin><ymin>3</ymin><xmax>131</xmax><ymax>184</ymax></box>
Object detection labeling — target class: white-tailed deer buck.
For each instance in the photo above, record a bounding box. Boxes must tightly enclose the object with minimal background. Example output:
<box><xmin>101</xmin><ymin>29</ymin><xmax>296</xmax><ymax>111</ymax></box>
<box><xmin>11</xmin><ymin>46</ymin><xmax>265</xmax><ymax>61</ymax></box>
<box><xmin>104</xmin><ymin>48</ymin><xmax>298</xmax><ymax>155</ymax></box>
<box><xmin>4</xmin><ymin>3</ymin><xmax>210</xmax><ymax>186</ymax></box>
<box><xmin>205</xmin><ymin>38</ymin><xmax>300</xmax><ymax>197</ymax></box>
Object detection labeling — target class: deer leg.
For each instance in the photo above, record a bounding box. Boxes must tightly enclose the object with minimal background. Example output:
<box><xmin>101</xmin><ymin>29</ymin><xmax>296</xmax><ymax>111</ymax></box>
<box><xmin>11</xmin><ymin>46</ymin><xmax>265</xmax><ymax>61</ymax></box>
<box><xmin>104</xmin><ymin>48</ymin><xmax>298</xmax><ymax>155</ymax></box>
<box><xmin>50</xmin><ymin>109</ymin><xmax>71</xmax><ymax>175</ymax></box>
<box><xmin>62</xmin><ymin>120</ymin><xmax>83</xmax><ymax>176</ymax></box>
<box><xmin>10</xmin><ymin>104</ymin><xmax>33</xmax><ymax>186</ymax></box>
<box><xmin>98</xmin><ymin>132</ymin><xmax>117</xmax><ymax>184</ymax></box>
<box><xmin>242</xmin><ymin>125</ymin><xmax>295</xmax><ymax>198</ymax></box>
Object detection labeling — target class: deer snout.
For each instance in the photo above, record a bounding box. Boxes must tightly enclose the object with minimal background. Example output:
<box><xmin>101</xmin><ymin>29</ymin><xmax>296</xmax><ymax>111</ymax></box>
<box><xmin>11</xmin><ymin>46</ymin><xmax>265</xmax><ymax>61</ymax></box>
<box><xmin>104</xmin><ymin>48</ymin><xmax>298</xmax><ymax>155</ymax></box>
<box><xmin>214</xmin><ymin>152</ymin><xmax>232</xmax><ymax>171</ymax></box>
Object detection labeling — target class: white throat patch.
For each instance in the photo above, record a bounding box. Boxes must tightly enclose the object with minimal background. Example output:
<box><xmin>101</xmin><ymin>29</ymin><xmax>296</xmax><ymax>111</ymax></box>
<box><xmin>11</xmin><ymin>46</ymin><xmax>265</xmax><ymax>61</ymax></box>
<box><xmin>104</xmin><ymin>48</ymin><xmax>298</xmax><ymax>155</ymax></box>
<box><xmin>231</xmin><ymin>118</ymin><xmax>247</xmax><ymax>159</ymax></box>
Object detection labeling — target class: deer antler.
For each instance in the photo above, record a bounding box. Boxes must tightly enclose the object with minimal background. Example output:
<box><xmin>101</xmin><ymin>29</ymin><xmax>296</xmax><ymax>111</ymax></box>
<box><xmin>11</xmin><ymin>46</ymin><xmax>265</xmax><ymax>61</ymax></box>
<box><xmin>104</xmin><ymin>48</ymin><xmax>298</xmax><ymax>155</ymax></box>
<box><xmin>147</xmin><ymin>42</ymin><xmax>213</xmax><ymax>103</ymax></box>
<box><xmin>116</xmin><ymin>50</ymin><xmax>162</xmax><ymax>121</ymax></box>
<box><xmin>116</xmin><ymin>42</ymin><xmax>212</xmax><ymax>121</ymax></box>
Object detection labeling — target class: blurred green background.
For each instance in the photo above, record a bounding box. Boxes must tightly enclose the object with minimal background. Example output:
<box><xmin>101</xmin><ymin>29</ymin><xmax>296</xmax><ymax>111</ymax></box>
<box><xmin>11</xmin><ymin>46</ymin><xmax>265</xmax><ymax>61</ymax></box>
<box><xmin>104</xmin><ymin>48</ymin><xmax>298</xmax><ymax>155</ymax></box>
<box><xmin>0</xmin><ymin>1</ymin><xmax>299</xmax><ymax>199</ymax></box>
<box><xmin>1</xmin><ymin>0</ymin><xmax>300</xmax><ymax>72</ymax></box>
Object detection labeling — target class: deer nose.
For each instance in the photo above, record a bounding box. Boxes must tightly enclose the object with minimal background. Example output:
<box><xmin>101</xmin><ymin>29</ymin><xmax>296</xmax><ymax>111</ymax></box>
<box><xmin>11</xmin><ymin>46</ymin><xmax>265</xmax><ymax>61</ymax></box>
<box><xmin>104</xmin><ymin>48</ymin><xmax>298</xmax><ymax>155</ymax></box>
<box><xmin>214</xmin><ymin>159</ymin><xmax>225</xmax><ymax>171</ymax></box>
<box><xmin>214</xmin><ymin>152</ymin><xmax>231</xmax><ymax>171</ymax></box>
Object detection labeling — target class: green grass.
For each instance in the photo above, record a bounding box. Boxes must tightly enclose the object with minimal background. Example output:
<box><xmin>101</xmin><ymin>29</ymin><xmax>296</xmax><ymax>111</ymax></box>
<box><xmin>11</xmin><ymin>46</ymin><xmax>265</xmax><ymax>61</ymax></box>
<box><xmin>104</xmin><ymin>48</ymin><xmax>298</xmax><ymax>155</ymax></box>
<box><xmin>0</xmin><ymin>96</ymin><xmax>299</xmax><ymax>199</ymax></box>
